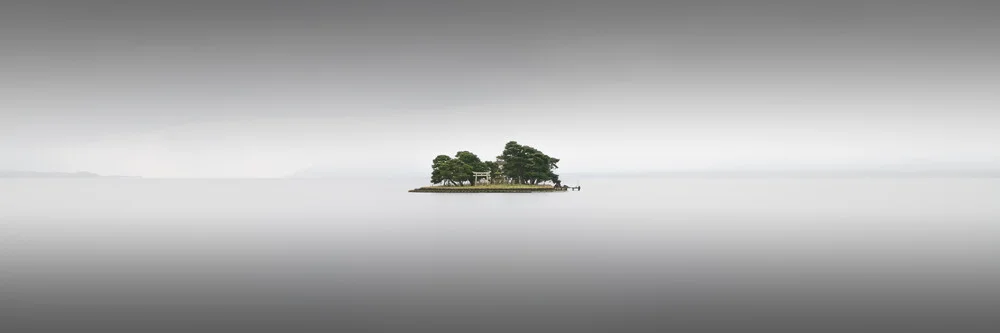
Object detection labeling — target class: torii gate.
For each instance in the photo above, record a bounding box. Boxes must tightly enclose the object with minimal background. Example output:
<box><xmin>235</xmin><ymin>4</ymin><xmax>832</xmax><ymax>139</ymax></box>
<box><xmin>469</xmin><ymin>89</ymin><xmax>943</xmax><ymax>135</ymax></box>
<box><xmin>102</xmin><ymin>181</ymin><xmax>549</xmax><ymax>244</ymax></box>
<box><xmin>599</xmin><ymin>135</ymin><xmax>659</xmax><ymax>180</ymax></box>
<box><xmin>472</xmin><ymin>171</ymin><xmax>491</xmax><ymax>185</ymax></box>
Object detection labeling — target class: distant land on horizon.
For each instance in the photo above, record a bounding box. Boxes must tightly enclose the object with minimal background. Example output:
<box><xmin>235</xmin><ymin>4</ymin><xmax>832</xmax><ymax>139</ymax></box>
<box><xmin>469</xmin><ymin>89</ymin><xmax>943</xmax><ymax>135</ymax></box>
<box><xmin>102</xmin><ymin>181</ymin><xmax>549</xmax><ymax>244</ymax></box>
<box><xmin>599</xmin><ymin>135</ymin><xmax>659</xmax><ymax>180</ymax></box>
<box><xmin>0</xmin><ymin>171</ymin><xmax>141</xmax><ymax>178</ymax></box>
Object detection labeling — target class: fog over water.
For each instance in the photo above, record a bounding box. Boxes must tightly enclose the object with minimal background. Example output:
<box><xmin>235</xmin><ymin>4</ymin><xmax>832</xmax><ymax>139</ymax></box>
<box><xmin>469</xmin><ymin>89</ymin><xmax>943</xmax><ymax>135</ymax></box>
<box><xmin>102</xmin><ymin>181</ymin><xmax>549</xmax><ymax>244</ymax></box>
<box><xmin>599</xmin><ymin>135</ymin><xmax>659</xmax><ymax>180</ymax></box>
<box><xmin>4</xmin><ymin>0</ymin><xmax>1000</xmax><ymax>177</ymax></box>
<box><xmin>3</xmin><ymin>177</ymin><xmax>999</xmax><ymax>331</ymax></box>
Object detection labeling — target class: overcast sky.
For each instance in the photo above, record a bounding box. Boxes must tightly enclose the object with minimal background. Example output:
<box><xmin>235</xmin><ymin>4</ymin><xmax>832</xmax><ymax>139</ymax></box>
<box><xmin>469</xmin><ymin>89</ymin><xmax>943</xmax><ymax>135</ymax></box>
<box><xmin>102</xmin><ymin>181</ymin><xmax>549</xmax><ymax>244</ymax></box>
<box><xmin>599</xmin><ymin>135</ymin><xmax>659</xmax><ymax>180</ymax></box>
<box><xmin>2</xmin><ymin>0</ymin><xmax>999</xmax><ymax>178</ymax></box>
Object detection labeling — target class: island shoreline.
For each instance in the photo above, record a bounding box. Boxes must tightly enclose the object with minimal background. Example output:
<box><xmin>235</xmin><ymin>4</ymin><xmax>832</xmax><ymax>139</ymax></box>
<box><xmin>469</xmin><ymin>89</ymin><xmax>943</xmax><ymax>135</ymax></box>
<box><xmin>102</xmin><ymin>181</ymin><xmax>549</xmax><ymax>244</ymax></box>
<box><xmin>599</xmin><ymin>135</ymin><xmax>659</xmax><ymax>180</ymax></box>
<box><xmin>409</xmin><ymin>186</ymin><xmax>568</xmax><ymax>193</ymax></box>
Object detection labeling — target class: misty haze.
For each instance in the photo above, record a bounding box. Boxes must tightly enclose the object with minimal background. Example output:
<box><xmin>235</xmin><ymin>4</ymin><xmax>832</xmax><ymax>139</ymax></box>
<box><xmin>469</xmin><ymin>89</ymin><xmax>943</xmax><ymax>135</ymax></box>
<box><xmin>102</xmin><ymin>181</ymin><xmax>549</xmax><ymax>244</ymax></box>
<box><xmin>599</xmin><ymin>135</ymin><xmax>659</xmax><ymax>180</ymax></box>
<box><xmin>3</xmin><ymin>0</ymin><xmax>1000</xmax><ymax>332</ymax></box>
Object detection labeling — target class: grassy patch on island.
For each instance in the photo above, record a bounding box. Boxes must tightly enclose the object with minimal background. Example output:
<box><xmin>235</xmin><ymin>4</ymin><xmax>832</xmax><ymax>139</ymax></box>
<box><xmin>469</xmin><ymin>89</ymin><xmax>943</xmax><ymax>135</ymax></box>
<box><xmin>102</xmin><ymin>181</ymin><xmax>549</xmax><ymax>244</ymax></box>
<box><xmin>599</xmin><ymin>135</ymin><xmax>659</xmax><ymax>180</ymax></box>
<box><xmin>416</xmin><ymin>184</ymin><xmax>557</xmax><ymax>190</ymax></box>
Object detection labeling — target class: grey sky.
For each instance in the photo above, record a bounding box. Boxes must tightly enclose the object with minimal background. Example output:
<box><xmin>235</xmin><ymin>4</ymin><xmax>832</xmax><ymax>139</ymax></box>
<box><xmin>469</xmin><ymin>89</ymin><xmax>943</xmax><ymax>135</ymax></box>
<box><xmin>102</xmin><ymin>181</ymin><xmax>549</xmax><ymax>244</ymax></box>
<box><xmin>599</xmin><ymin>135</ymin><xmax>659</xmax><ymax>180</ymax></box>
<box><xmin>3</xmin><ymin>0</ymin><xmax>999</xmax><ymax>177</ymax></box>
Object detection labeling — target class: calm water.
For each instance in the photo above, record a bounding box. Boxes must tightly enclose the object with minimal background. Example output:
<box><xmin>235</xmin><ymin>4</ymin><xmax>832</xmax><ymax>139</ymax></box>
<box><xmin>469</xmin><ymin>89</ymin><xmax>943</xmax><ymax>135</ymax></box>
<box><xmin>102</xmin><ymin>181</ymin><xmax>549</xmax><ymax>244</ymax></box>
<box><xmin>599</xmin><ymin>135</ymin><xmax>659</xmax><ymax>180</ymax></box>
<box><xmin>2</xmin><ymin>177</ymin><xmax>999</xmax><ymax>331</ymax></box>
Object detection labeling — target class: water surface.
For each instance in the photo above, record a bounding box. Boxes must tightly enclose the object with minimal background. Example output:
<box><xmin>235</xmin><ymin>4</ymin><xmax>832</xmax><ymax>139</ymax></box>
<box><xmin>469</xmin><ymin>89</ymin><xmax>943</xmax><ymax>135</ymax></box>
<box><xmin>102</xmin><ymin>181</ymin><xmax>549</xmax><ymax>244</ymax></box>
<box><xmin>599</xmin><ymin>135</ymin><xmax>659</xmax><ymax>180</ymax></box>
<box><xmin>2</xmin><ymin>177</ymin><xmax>999</xmax><ymax>331</ymax></box>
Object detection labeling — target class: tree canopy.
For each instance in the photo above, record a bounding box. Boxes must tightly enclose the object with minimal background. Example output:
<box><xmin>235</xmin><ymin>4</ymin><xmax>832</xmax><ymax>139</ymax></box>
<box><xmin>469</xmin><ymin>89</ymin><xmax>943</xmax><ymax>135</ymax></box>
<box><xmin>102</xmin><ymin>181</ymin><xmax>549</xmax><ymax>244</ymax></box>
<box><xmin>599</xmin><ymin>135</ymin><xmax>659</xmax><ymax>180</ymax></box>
<box><xmin>429</xmin><ymin>141</ymin><xmax>560</xmax><ymax>186</ymax></box>
<box><xmin>497</xmin><ymin>141</ymin><xmax>560</xmax><ymax>185</ymax></box>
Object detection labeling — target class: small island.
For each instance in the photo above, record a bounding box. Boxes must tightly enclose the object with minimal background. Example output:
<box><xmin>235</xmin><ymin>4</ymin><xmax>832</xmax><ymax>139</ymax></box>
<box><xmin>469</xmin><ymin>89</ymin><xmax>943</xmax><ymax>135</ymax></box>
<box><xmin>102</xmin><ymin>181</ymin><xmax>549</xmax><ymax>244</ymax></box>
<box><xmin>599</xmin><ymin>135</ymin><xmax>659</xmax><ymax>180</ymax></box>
<box><xmin>409</xmin><ymin>141</ymin><xmax>577</xmax><ymax>193</ymax></box>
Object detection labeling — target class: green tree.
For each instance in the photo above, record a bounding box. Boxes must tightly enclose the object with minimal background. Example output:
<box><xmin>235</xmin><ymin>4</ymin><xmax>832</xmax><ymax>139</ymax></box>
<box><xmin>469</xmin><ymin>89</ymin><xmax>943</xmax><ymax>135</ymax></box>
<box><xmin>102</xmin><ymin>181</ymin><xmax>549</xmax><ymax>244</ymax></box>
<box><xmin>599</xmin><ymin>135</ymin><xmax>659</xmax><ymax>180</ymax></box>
<box><xmin>484</xmin><ymin>161</ymin><xmax>502</xmax><ymax>184</ymax></box>
<box><xmin>498</xmin><ymin>141</ymin><xmax>528</xmax><ymax>183</ymax></box>
<box><xmin>455</xmin><ymin>151</ymin><xmax>487</xmax><ymax>185</ymax></box>
<box><xmin>430</xmin><ymin>155</ymin><xmax>454</xmax><ymax>185</ymax></box>
<box><xmin>430</xmin><ymin>153</ymin><xmax>479</xmax><ymax>186</ymax></box>
<box><xmin>442</xmin><ymin>158</ymin><xmax>473</xmax><ymax>186</ymax></box>
<box><xmin>497</xmin><ymin>141</ymin><xmax>559</xmax><ymax>184</ymax></box>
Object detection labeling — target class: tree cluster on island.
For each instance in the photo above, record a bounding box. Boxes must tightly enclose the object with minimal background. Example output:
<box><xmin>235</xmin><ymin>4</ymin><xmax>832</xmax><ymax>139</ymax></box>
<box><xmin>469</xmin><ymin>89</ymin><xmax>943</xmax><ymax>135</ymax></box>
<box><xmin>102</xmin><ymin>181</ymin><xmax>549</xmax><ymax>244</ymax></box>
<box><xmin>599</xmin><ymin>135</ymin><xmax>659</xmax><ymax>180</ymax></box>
<box><xmin>430</xmin><ymin>141</ymin><xmax>560</xmax><ymax>186</ymax></box>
